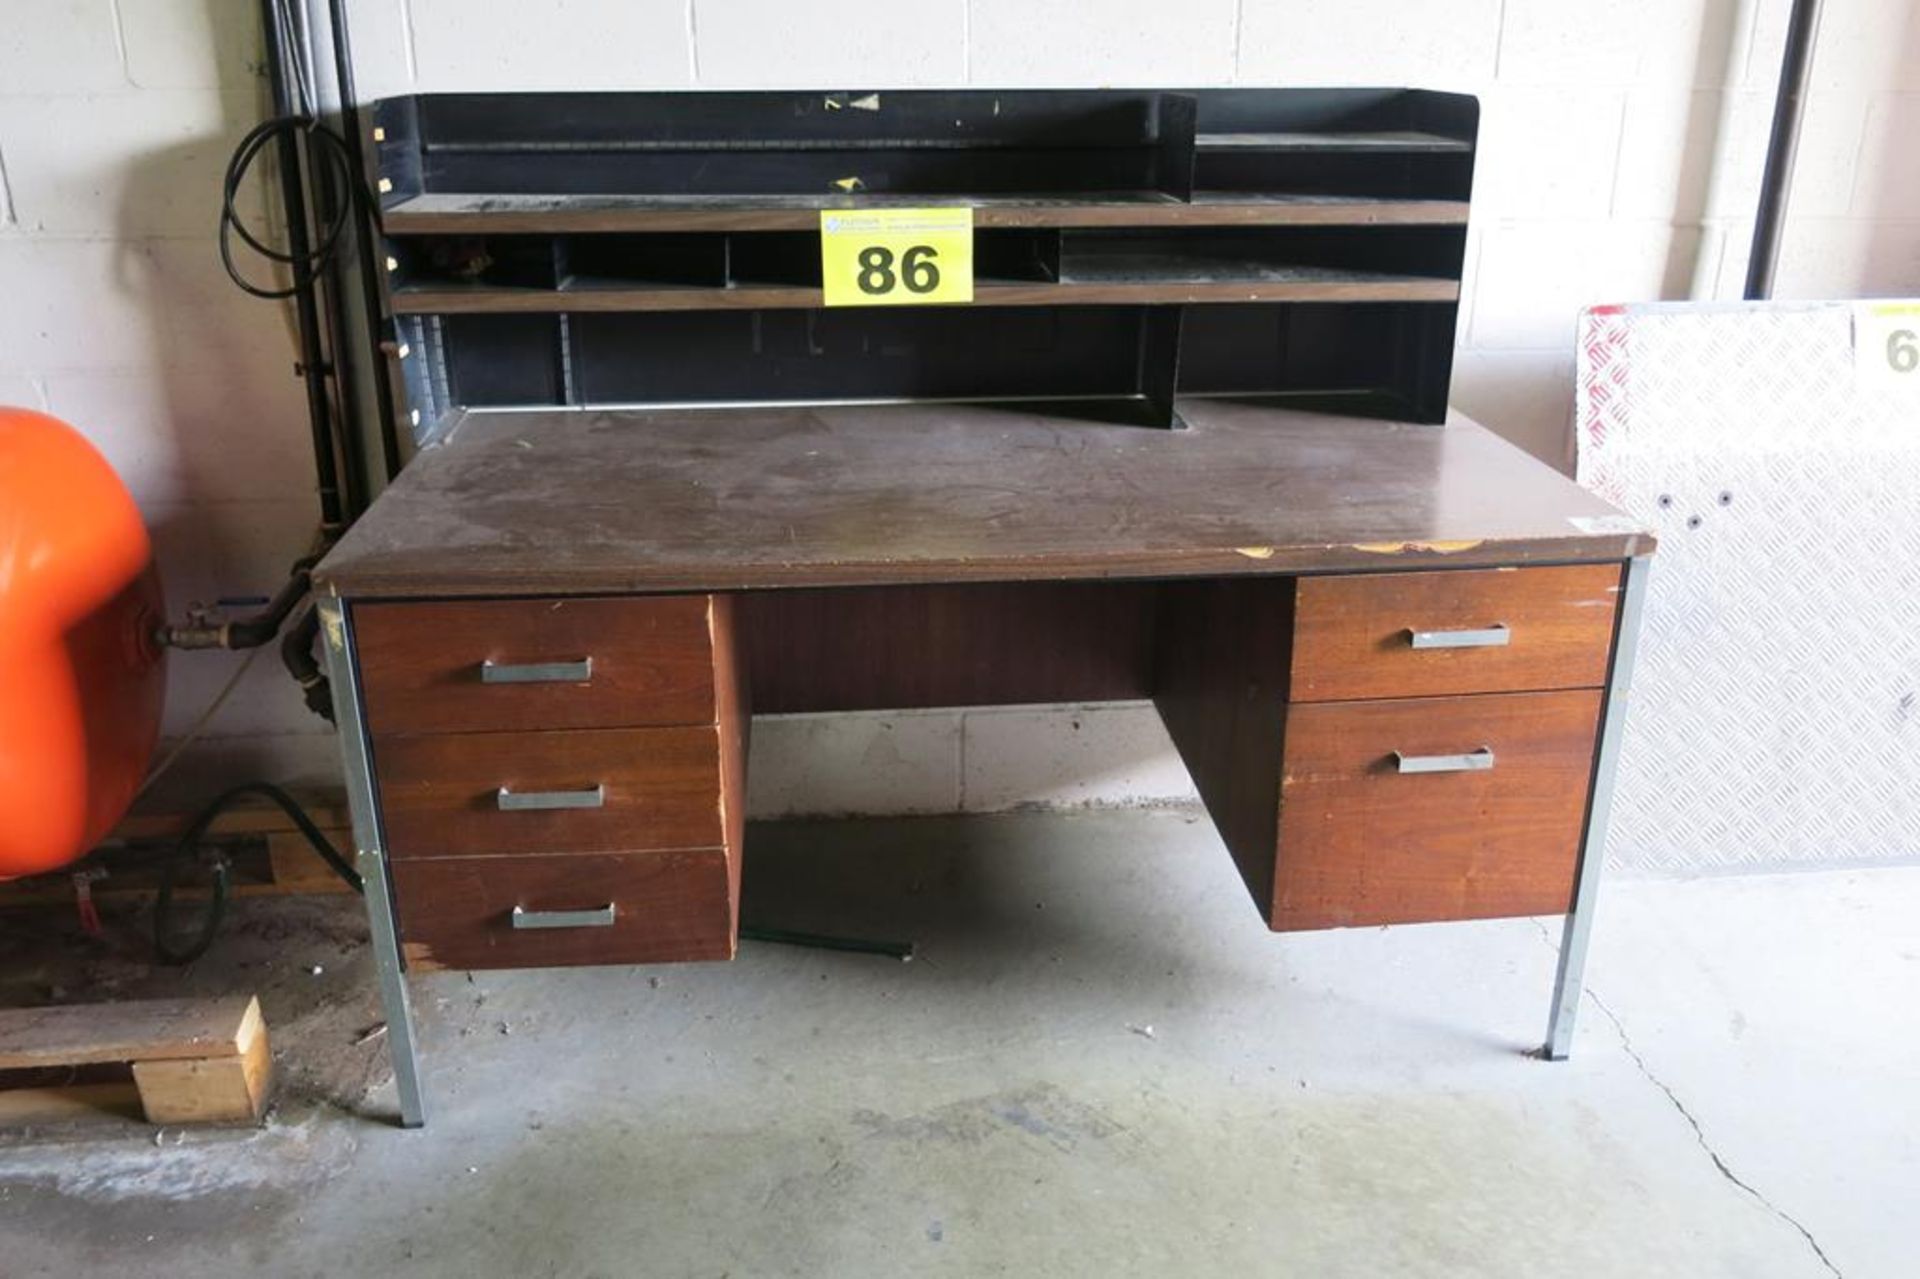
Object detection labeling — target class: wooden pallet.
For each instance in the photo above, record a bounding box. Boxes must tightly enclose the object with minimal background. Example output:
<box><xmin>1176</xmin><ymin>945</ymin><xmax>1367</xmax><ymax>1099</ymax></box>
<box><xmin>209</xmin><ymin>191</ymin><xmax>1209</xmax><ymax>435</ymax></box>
<box><xmin>0</xmin><ymin>792</ymin><xmax>354</xmax><ymax>911</ymax></box>
<box><xmin>0</xmin><ymin>995</ymin><xmax>272</xmax><ymax>1126</ymax></box>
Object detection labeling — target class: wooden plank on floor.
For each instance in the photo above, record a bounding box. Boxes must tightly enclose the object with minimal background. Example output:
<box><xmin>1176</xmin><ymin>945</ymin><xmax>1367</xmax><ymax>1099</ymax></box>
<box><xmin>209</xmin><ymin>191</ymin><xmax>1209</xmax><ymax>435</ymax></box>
<box><xmin>113</xmin><ymin>792</ymin><xmax>350</xmax><ymax>841</ymax></box>
<box><xmin>0</xmin><ymin>995</ymin><xmax>261</xmax><ymax>1070</ymax></box>
<box><xmin>266</xmin><ymin>832</ymin><xmax>355</xmax><ymax>895</ymax></box>
<box><xmin>0</xmin><ymin>788</ymin><xmax>353</xmax><ymax>908</ymax></box>
<box><xmin>0</xmin><ymin>1081</ymin><xmax>144</xmax><ymax>1125</ymax></box>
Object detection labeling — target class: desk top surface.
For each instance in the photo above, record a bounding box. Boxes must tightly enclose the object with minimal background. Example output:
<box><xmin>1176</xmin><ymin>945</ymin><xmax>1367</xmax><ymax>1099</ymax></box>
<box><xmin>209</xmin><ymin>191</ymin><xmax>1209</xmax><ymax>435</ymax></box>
<box><xmin>316</xmin><ymin>400</ymin><xmax>1652</xmax><ymax>598</ymax></box>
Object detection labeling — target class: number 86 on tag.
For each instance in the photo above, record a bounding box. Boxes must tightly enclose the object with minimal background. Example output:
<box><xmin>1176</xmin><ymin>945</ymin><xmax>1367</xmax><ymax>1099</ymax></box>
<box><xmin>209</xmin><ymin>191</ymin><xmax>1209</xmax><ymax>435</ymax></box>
<box><xmin>820</xmin><ymin>208</ymin><xmax>974</xmax><ymax>307</ymax></box>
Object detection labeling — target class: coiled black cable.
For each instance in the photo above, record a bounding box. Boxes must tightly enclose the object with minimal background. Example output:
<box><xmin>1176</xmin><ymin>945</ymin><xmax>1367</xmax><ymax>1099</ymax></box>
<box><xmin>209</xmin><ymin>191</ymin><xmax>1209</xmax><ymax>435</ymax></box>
<box><xmin>154</xmin><ymin>782</ymin><xmax>363</xmax><ymax>966</ymax></box>
<box><xmin>218</xmin><ymin>114</ymin><xmax>358</xmax><ymax>300</ymax></box>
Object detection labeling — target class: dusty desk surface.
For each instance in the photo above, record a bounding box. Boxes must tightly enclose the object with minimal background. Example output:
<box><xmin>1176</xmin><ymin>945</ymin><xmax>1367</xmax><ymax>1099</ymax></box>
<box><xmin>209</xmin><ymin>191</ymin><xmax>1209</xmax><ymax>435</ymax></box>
<box><xmin>316</xmin><ymin>400</ymin><xmax>1651</xmax><ymax>597</ymax></box>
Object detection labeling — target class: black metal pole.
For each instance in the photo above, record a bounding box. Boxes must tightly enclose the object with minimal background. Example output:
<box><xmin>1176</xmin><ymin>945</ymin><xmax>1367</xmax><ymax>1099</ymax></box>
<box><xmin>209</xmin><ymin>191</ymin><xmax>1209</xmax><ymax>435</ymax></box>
<box><xmin>309</xmin><ymin>149</ymin><xmax>371</xmax><ymax>516</ymax></box>
<box><xmin>326</xmin><ymin>0</ymin><xmax>405</xmax><ymax>483</ymax></box>
<box><xmin>1745</xmin><ymin>0</ymin><xmax>1823</xmax><ymax>300</ymax></box>
<box><xmin>281</xmin><ymin>0</ymin><xmax>368</xmax><ymax>517</ymax></box>
<box><xmin>313</xmin><ymin>181</ymin><xmax>370</xmax><ymax>517</ymax></box>
<box><xmin>259</xmin><ymin>0</ymin><xmax>347</xmax><ymax>533</ymax></box>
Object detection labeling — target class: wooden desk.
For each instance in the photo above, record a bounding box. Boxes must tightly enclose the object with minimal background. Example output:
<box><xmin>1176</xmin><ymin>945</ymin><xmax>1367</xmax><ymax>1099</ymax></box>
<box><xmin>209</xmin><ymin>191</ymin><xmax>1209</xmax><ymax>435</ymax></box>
<box><xmin>316</xmin><ymin>401</ymin><xmax>1653</xmax><ymax>1127</ymax></box>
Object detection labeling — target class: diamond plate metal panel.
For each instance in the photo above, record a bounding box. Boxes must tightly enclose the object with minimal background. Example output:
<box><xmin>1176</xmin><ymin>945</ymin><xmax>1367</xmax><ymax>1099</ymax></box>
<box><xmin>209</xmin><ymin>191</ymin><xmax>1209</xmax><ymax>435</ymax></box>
<box><xmin>1575</xmin><ymin>302</ymin><xmax>1920</xmax><ymax>871</ymax></box>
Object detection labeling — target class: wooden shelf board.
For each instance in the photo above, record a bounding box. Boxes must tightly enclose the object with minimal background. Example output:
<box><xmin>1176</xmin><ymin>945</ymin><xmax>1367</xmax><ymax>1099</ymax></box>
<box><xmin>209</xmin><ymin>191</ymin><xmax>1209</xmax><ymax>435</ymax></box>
<box><xmin>1061</xmin><ymin>255</ymin><xmax>1453</xmax><ymax>289</ymax></box>
<box><xmin>0</xmin><ymin>996</ymin><xmax>261</xmax><ymax>1070</ymax></box>
<box><xmin>391</xmin><ymin>272</ymin><xmax>1458</xmax><ymax>315</ymax></box>
<box><xmin>1196</xmin><ymin>130</ymin><xmax>1471</xmax><ymax>154</ymax></box>
<box><xmin>381</xmin><ymin>191</ymin><xmax>1470</xmax><ymax>235</ymax></box>
<box><xmin>1186</xmin><ymin>194</ymin><xmax>1469</xmax><ymax>224</ymax></box>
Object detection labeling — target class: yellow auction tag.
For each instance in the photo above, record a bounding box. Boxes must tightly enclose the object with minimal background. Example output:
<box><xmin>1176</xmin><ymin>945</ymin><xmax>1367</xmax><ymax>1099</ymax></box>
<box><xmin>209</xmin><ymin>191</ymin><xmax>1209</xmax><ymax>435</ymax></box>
<box><xmin>819</xmin><ymin>207</ymin><xmax>973</xmax><ymax>306</ymax></box>
<box><xmin>1855</xmin><ymin>301</ymin><xmax>1920</xmax><ymax>393</ymax></box>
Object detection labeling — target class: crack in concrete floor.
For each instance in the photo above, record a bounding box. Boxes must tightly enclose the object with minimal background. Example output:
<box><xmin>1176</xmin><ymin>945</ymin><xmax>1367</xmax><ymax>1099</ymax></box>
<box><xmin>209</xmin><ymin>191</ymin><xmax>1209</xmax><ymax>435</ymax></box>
<box><xmin>1585</xmin><ymin>991</ymin><xmax>1844</xmax><ymax>1279</ymax></box>
<box><xmin>1534</xmin><ymin>920</ymin><xmax>1845</xmax><ymax>1279</ymax></box>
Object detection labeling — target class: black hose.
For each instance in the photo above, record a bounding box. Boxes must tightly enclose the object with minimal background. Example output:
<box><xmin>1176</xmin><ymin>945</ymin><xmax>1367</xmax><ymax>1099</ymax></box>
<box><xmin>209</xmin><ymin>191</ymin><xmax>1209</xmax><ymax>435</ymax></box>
<box><xmin>154</xmin><ymin>852</ymin><xmax>231</xmax><ymax>966</ymax></box>
<box><xmin>154</xmin><ymin>782</ymin><xmax>363</xmax><ymax>966</ymax></box>
<box><xmin>282</xmin><ymin>604</ymin><xmax>335</xmax><ymax>723</ymax></box>
<box><xmin>224</xmin><ymin>562</ymin><xmax>314</xmax><ymax>649</ymax></box>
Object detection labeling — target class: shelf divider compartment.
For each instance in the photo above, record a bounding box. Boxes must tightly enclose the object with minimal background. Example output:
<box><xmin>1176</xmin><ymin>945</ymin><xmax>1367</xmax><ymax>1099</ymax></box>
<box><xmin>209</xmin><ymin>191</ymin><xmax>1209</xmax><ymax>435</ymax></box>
<box><xmin>390</xmin><ymin>234</ymin><xmax>563</xmax><ymax>296</ymax></box>
<box><xmin>385</xmin><ymin>89</ymin><xmax>1205</xmax><ymax>205</ymax></box>
<box><xmin>1191</xmin><ymin>88</ymin><xmax>1478</xmax><ymax>202</ymax></box>
<box><xmin>1058</xmin><ymin>225</ymin><xmax>1467</xmax><ymax>303</ymax></box>
<box><xmin>561</xmin><ymin>233</ymin><xmax>729</xmax><ymax>292</ymax></box>
<box><xmin>569</xmin><ymin>306</ymin><xmax>1153</xmax><ymax>409</ymax></box>
<box><xmin>1178</xmin><ymin>301</ymin><xmax>1460</xmax><ymax>423</ymax></box>
<box><xmin>725</xmin><ymin>231</ymin><xmax>822</xmax><ymax>289</ymax></box>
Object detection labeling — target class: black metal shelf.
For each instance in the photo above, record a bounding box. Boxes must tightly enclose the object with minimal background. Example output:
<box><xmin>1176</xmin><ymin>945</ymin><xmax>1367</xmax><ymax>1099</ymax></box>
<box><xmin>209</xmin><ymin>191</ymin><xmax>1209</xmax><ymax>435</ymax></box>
<box><xmin>371</xmin><ymin>88</ymin><xmax>1478</xmax><ymax>433</ymax></box>
<box><xmin>391</xmin><ymin>276</ymin><xmax>1460</xmax><ymax>316</ymax></box>
<box><xmin>380</xmin><ymin>190</ymin><xmax>1472</xmax><ymax>235</ymax></box>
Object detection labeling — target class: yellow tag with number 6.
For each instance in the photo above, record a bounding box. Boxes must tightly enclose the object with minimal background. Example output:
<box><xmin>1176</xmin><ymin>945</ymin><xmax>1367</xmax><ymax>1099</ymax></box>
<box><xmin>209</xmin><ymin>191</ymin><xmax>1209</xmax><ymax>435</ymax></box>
<box><xmin>819</xmin><ymin>208</ymin><xmax>973</xmax><ymax>307</ymax></box>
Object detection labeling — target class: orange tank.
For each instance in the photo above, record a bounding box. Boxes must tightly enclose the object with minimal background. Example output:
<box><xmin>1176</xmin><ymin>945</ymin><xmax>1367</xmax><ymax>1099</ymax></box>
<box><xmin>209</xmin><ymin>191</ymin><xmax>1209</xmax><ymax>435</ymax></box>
<box><xmin>0</xmin><ymin>407</ymin><xmax>166</xmax><ymax>879</ymax></box>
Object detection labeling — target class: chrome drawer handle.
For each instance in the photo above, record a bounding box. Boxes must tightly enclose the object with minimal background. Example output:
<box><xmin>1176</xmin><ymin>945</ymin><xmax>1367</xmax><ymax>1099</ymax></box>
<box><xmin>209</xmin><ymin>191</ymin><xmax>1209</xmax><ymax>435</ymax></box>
<box><xmin>1393</xmin><ymin>747</ymin><xmax>1496</xmax><ymax>774</ymax></box>
<box><xmin>480</xmin><ymin>657</ymin><xmax>593</xmax><ymax>684</ymax></box>
<box><xmin>1408</xmin><ymin>624</ymin><xmax>1510</xmax><ymax>650</ymax></box>
<box><xmin>511</xmin><ymin>904</ymin><xmax>616</xmax><ymax>930</ymax></box>
<box><xmin>496</xmin><ymin>784</ymin><xmax>606</xmax><ymax>811</ymax></box>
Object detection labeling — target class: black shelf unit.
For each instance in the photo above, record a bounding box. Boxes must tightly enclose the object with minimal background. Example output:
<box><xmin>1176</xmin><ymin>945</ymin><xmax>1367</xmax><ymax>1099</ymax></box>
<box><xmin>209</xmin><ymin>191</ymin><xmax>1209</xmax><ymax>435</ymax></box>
<box><xmin>368</xmin><ymin>88</ymin><xmax>1478</xmax><ymax>434</ymax></box>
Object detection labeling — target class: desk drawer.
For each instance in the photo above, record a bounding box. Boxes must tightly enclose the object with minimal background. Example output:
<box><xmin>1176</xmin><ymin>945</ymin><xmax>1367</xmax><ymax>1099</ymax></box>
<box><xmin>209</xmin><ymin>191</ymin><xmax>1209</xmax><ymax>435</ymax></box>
<box><xmin>373</xmin><ymin>726</ymin><xmax>724</xmax><ymax>859</ymax></box>
<box><xmin>392</xmin><ymin>848</ymin><xmax>736</xmax><ymax>971</ymax></box>
<box><xmin>354</xmin><ymin>596</ymin><xmax>719</xmax><ymax>734</ymax></box>
<box><xmin>1273</xmin><ymin>689</ymin><xmax>1602</xmax><ymax>930</ymax></box>
<box><xmin>1291</xmin><ymin>565</ymin><xmax>1620</xmax><ymax>702</ymax></box>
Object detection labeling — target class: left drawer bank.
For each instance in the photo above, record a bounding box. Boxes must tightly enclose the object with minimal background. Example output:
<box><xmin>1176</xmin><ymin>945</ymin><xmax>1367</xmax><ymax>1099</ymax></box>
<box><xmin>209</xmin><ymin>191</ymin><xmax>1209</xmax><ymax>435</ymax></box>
<box><xmin>346</xmin><ymin>594</ymin><xmax>748</xmax><ymax>971</ymax></box>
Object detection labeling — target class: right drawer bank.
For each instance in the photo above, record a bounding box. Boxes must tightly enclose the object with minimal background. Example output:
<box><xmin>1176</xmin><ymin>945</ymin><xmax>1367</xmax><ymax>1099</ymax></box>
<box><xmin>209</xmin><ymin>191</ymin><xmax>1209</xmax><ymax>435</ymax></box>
<box><xmin>1158</xmin><ymin>564</ymin><xmax>1626</xmax><ymax>932</ymax></box>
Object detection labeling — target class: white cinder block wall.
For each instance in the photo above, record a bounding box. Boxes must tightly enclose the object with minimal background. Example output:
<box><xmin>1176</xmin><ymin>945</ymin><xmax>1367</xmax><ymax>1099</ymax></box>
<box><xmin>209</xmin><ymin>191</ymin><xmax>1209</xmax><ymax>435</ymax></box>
<box><xmin>2</xmin><ymin>0</ymin><xmax>1916</xmax><ymax>817</ymax></box>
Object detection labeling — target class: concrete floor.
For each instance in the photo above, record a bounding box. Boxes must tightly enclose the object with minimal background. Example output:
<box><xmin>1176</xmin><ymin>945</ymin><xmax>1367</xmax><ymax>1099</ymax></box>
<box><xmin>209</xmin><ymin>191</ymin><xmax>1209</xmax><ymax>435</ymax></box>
<box><xmin>1</xmin><ymin>809</ymin><xmax>1914</xmax><ymax>1278</ymax></box>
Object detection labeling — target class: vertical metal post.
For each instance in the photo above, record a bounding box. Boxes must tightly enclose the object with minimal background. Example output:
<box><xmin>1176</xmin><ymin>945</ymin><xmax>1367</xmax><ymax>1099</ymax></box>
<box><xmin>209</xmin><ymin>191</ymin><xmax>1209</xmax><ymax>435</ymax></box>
<box><xmin>259</xmin><ymin>0</ymin><xmax>352</xmax><ymax>532</ymax></box>
<box><xmin>1745</xmin><ymin>0</ymin><xmax>1824</xmax><ymax>300</ymax></box>
<box><xmin>1544</xmin><ymin>554</ymin><xmax>1652</xmax><ymax>1060</ymax></box>
<box><xmin>318</xmin><ymin>595</ymin><xmax>428</xmax><ymax>1126</ymax></box>
<box><xmin>325</xmin><ymin>0</ymin><xmax>405</xmax><ymax>483</ymax></box>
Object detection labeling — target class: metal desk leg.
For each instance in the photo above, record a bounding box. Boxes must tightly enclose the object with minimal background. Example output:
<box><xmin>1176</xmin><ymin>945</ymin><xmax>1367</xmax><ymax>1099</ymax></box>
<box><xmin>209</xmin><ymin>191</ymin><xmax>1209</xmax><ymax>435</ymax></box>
<box><xmin>356</xmin><ymin>847</ymin><xmax>426</xmax><ymax>1126</ymax></box>
<box><xmin>1544</xmin><ymin>554</ymin><xmax>1652</xmax><ymax>1060</ymax></box>
<box><xmin>319</xmin><ymin>597</ymin><xmax>428</xmax><ymax>1127</ymax></box>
